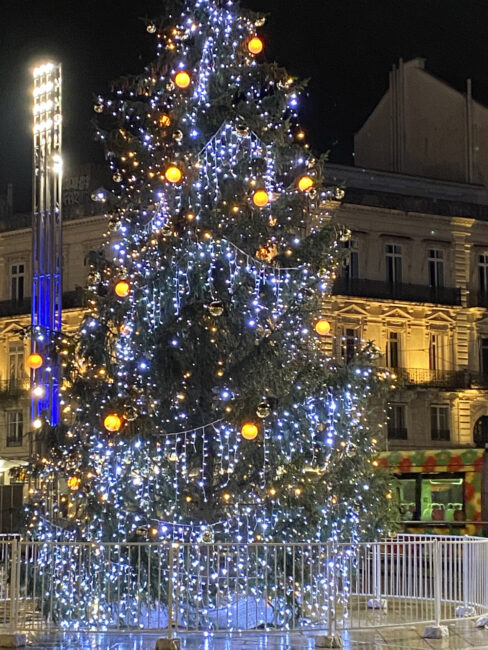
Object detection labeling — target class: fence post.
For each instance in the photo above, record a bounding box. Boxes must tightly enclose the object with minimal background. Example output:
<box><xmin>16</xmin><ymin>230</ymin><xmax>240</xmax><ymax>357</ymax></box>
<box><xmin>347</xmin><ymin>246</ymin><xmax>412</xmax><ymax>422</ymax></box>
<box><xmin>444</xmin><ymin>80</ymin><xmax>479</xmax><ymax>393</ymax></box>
<box><xmin>167</xmin><ymin>543</ymin><xmax>174</xmax><ymax>639</ymax></box>
<box><xmin>374</xmin><ymin>543</ymin><xmax>381</xmax><ymax>602</ymax></box>
<box><xmin>9</xmin><ymin>539</ymin><xmax>19</xmax><ymax>634</ymax></box>
<box><xmin>433</xmin><ymin>539</ymin><xmax>441</xmax><ymax>628</ymax></box>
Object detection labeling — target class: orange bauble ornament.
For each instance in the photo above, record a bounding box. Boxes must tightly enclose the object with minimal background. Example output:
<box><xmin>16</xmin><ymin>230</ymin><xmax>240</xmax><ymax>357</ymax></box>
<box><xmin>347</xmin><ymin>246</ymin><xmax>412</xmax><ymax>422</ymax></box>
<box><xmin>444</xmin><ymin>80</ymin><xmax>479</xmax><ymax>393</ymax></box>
<box><xmin>27</xmin><ymin>352</ymin><xmax>43</xmax><ymax>370</ymax></box>
<box><xmin>67</xmin><ymin>476</ymin><xmax>81</xmax><ymax>491</ymax></box>
<box><xmin>241</xmin><ymin>422</ymin><xmax>259</xmax><ymax>440</ymax></box>
<box><xmin>165</xmin><ymin>165</ymin><xmax>183</xmax><ymax>184</ymax></box>
<box><xmin>104</xmin><ymin>413</ymin><xmax>123</xmax><ymax>433</ymax></box>
<box><xmin>252</xmin><ymin>189</ymin><xmax>269</xmax><ymax>207</ymax></box>
<box><xmin>314</xmin><ymin>319</ymin><xmax>331</xmax><ymax>336</ymax></box>
<box><xmin>248</xmin><ymin>36</ymin><xmax>264</xmax><ymax>55</ymax></box>
<box><xmin>115</xmin><ymin>280</ymin><xmax>130</xmax><ymax>298</ymax></box>
<box><xmin>298</xmin><ymin>175</ymin><xmax>314</xmax><ymax>192</ymax></box>
<box><xmin>159</xmin><ymin>114</ymin><xmax>171</xmax><ymax>127</ymax></box>
<box><xmin>174</xmin><ymin>71</ymin><xmax>191</xmax><ymax>88</ymax></box>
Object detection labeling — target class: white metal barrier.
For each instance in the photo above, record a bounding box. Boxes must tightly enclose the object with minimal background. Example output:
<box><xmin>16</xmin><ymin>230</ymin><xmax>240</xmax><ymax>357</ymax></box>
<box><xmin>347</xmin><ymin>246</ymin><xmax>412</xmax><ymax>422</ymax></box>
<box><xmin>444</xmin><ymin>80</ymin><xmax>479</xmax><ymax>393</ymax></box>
<box><xmin>0</xmin><ymin>534</ymin><xmax>485</xmax><ymax>634</ymax></box>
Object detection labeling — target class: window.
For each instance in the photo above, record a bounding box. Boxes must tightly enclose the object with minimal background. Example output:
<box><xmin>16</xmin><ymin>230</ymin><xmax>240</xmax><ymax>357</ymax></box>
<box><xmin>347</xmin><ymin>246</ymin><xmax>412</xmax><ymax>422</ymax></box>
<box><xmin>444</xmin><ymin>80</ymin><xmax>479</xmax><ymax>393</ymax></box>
<box><xmin>341</xmin><ymin>328</ymin><xmax>359</xmax><ymax>363</ymax></box>
<box><xmin>479</xmin><ymin>254</ymin><xmax>488</xmax><ymax>293</ymax></box>
<box><xmin>386</xmin><ymin>331</ymin><xmax>400</xmax><ymax>368</ymax></box>
<box><xmin>8</xmin><ymin>343</ymin><xmax>24</xmax><ymax>385</ymax></box>
<box><xmin>474</xmin><ymin>416</ymin><xmax>488</xmax><ymax>448</ymax></box>
<box><xmin>341</xmin><ymin>239</ymin><xmax>358</xmax><ymax>280</ymax></box>
<box><xmin>431</xmin><ymin>405</ymin><xmax>450</xmax><ymax>441</ymax></box>
<box><xmin>6</xmin><ymin>411</ymin><xmax>22</xmax><ymax>447</ymax></box>
<box><xmin>428</xmin><ymin>249</ymin><xmax>444</xmax><ymax>288</ymax></box>
<box><xmin>385</xmin><ymin>244</ymin><xmax>402</xmax><ymax>284</ymax></box>
<box><xmin>429</xmin><ymin>333</ymin><xmax>447</xmax><ymax>371</ymax></box>
<box><xmin>481</xmin><ymin>338</ymin><xmax>488</xmax><ymax>375</ymax></box>
<box><xmin>387</xmin><ymin>403</ymin><xmax>407</xmax><ymax>439</ymax></box>
<box><xmin>397</xmin><ymin>473</ymin><xmax>464</xmax><ymax>523</ymax></box>
<box><xmin>10</xmin><ymin>264</ymin><xmax>24</xmax><ymax>302</ymax></box>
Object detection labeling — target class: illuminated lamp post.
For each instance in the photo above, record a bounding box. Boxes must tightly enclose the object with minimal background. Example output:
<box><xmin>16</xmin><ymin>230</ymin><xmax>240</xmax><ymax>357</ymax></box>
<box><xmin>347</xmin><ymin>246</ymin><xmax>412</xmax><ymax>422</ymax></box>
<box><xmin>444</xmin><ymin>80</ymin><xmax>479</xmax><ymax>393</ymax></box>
<box><xmin>31</xmin><ymin>62</ymin><xmax>63</xmax><ymax>427</ymax></box>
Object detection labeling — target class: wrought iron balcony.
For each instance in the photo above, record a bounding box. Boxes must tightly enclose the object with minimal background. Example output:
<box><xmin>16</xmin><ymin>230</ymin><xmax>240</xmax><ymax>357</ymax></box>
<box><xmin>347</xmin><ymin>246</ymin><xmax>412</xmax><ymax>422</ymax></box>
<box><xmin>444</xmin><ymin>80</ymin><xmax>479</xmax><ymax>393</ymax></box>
<box><xmin>333</xmin><ymin>278</ymin><xmax>462</xmax><ymax>306</ymax></box>
<box><xmin>468</xmin><ymin>291</ymin><xmax>488</xmax><ymax>308</ymax></box>
<box><xmin>387</xmin><ymin>427</ymin><xmax>408</xmax><ymax>440</ymax></box>
<box><xmin>431</xmin><ymin>429</ymin><xmax>451</xmax><ymax>441</ymax></box>
<box><xmin>0</xmin><ymin>380</ymin><xmax>28</xmax><ymax>406</ymax></box>
<box><xmin>392</xmin><ymin>368</ymin><xmax>468</xmax><ymax>389</ymax></box>
<box><xmin>379</xmin><ymin>366</ymin><xmax>488</xmax><ymax>390</ymax></box>
<box><xmin>0</xmin><ymin>288</ymin><xmax>85</xmax><ymax>317</ymax></box>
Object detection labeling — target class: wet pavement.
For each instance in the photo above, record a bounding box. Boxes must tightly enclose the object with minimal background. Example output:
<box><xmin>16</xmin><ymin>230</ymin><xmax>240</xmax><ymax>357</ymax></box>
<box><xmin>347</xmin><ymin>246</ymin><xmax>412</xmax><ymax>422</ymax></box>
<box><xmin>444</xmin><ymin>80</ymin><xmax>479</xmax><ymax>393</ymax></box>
<box><xmin>20</xmin><ymin>620</ymin><xmax>488</xmax><ymax>649</ymax></box>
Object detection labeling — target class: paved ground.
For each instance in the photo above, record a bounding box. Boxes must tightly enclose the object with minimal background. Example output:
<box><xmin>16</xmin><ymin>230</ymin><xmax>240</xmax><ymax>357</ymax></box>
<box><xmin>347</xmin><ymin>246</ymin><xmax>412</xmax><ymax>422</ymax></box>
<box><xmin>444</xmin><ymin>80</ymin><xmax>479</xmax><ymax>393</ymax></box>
<box><xmin>21</xmin><ymin>620</ymin><xmax>488</xmax><ymax>649</ymax></box>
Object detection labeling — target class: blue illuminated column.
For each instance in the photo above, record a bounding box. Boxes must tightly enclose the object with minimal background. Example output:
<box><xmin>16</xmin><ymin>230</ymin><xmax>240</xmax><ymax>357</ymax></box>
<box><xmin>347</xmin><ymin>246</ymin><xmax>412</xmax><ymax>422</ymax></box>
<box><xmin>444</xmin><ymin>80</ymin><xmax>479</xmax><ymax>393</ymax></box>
<box><xmin>31</xmin><ymin>62</ymin><xmax>63</xmax><ymax>426</ymax></box>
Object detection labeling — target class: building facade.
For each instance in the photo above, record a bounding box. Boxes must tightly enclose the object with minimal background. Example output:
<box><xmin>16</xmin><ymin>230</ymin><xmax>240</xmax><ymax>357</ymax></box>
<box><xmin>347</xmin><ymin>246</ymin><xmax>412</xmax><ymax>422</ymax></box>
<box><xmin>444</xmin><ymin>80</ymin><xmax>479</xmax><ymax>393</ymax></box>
<box><xmin>327</xmin><ymin>163</ymin><xmax>488</xmax><ymax>535</ymax></box>
<box><xmin>0</xmin><ymin>165</ymin><xmax>107</xmax><ymax>531</ymax></box>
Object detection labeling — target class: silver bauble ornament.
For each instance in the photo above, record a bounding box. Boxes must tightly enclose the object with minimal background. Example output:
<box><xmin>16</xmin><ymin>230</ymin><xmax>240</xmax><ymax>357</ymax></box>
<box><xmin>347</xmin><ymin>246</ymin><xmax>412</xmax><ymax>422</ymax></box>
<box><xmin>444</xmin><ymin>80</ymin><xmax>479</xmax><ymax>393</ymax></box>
<box><xmin>124</xmin><ymin>405</ymin><xmax>138</xmax><ymax>422</ymax></box>
<box><xmin>256</xmin><ymin>400</ymin><xmax>271</xmax><ymax>419</ymax></box>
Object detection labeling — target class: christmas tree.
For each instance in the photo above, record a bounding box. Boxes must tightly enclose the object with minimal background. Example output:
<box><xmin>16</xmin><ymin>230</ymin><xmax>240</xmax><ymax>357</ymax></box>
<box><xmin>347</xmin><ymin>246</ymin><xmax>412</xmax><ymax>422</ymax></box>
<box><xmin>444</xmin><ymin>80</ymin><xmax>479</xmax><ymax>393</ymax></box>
<box><xmin>27</xmin><ymin>0</ymin><xmax>395</xmax><ymax>550</ymax></box>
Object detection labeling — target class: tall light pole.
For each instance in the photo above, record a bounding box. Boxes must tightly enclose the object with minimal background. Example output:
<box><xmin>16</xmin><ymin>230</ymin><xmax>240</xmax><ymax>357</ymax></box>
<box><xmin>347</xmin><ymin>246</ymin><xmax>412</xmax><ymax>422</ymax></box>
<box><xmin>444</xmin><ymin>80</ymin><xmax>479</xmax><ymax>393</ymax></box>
<box><xmin>31</xmin><ymin>62</ymin><xmax>63</xmax><ymax>427</ymax></box>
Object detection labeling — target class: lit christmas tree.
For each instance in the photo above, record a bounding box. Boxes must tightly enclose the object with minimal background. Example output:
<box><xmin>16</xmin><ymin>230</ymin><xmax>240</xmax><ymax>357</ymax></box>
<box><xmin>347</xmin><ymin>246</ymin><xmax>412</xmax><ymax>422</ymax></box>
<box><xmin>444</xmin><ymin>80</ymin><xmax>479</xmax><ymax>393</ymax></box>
<box><xmin>23</xmin><ymin>0</ymin><xmax>396</xmax><ymax>629</ymax></box>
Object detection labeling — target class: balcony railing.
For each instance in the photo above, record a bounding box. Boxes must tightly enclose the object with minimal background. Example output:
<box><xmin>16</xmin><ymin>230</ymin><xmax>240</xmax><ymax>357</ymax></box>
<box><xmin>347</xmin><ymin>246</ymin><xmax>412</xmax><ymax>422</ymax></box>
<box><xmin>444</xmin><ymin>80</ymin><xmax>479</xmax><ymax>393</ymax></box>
<box><xmin>0</xmin><ymin>288</ymin><xmax>86</xmax><ymax>317</ymax></box>
<box><xmin>333</xmin><ymin>278</ymin><xmax>462</xmax><ymax>305</ymax></box>
<box><xmin>388</xmin><ymin>367</ymin><xmax>488</xmax><ymax>390</ymax></box>
<box><xmin>431</xmin><ymin>429</ymin><xmax>451</xmax><ymax>441</ymax></box>
<box><xmin>387</xmin><ymin>427</ymin><xmax>408</xmax><ymax>440</ymax></box>
<box><xmin>468</xmin><ymin>291</ymin><xmax>488</xmax><ymax>308</ymax></box>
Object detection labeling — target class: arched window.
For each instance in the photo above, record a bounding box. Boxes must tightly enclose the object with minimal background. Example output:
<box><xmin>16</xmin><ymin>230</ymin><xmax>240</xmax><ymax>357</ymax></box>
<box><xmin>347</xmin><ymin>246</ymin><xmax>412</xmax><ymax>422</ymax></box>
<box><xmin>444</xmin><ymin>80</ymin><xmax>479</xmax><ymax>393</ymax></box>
<box><xmin>473</xmin><ymin>416</ymin><xmax>488</xmax><ymax>448</ymax></box>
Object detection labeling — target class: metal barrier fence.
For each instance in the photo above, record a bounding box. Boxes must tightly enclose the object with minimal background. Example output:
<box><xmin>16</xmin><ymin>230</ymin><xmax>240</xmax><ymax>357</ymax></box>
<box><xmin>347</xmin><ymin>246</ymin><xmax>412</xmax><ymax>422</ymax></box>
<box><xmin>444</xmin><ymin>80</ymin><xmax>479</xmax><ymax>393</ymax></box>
<box><xmin>0</xmin><ymin>534</ymin><xmax>485</xmax><ymax>635</ymax></box>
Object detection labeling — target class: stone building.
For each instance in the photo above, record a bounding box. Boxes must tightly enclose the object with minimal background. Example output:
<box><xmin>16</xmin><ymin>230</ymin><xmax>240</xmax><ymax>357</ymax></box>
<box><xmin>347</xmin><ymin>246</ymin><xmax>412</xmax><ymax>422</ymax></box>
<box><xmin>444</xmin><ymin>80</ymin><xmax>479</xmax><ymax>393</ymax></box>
<box><xmin>0</xmin><ymin>166</ymin><xmax>106</xmax><ymax>530</ymax></box>
<box><xmin>354</xmin><ymin>57</ymin><xmax>488</xmax><ymax>185</ymax></box>
<box><xmin>330</xmin><ymin>142</ymin><xmax>488</xmax><ymax>534</ymax></box>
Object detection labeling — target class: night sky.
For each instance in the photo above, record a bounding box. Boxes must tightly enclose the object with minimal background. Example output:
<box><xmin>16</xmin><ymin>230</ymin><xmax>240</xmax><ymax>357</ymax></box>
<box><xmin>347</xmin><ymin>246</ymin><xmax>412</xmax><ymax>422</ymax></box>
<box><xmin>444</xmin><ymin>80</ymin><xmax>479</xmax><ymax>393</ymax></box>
<box><xmin>2</xmin><ymin>0</ymin><xmax>488</xmax><ymax>211</ymax></box>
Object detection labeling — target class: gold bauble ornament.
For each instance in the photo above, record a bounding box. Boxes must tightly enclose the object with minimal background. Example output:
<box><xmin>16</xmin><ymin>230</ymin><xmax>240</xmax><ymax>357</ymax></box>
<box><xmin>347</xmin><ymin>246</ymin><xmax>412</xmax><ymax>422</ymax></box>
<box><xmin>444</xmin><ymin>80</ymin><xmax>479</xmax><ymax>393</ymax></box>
<box><xmin>174</xmin><ymin>71</ymin><xmax>191</xmax><ymax>88</ymax></box>
<box><xmin>147</xmin><ymin>23</ymin><xmax>157</xmax><ymax>34</ymax></box>
<box><xmin>298</xmin><ymin>175</ymin><xmax>314</xmax><ymax>192</ymax></box>
<box><xmin>115</xmin><ymin>280</ymin><xmax>130</xmax><ymax>298</ymax></box>
<box><xmin>103</xmin><ymin>413</ymin><xmax>123</xmax><ymax>433</ymax></box>
<box><xmin>236</xmin><ymin>123</ymin><xmax>250</xmax><ymax>137</ymax></box>
<box><xmin>241</xmin><ymin>422</ymin><xmax>259</xmax><ymax>440</ymax></box>
<box><xmin>248</xmin><ymin>36</ymin><xmax>264</xmax><ymax>55</ymax></box>
<box><xmin>113</xmin><ymin>172</ymin><xmax>122</xmax><ymax>183</ymax></box>
<box><xmin>93</xmin><ymin>104</ymin><xmax>103</xmax><ymax>113</ymax></box>
<box><xmin>159</xmin><ymin>114</ymin><xmax>171</xmax><ymax>127</ymax></box>
<box><xmin>172</xmin><ymin>130</ymin><xmax>184</xmax><ymax>143</ymax></box>
<box><xmin>67</xmin><ymin>476</ymin><xmax>81</xmax><ymax>491</ymax></box>
<box><xmin>314</xmin><ymin>319</ymin><xmax>331</xmax><ymax>336</ymax></box>
<box><xmin>27</xmin><ymin>353</ymin><xmax>43</xmax><ymax>370</ymax></box>
<box><xmin>255</xmin><ymin>17</ymin><xmax>266</xmax><ymax>27</ymax></box>
<box><xmin>166</xmin><ymin>81</ymin><xmax>175</xmax><ymax>91</ymax></box>
<box><xmin>200</xmin><ymin>528</ymin><xmax>214</xmax><ymax>544</ymax></box>
<box><xmin>165</xmin><ymin>165</ymin><xmax>183</xmax><ymax>183</ymax></box>
<box><xmin>252</xmin><ymin>189</ymin><xmax>269</xmax><ymax>207</ymax></box>
<box><xmin>335</xmin><ymin>187</ymin><xmax>345</xmax><ymax>200</ymax></box>
<box><xmin>256</xmin><ymin>400</ymin><xmax>271</xmax><ymax>418</ymax></box>
<box><xmin>87</xmin><ymin>271</ymin><xmax>101</xmax><ymax>285</ymax></box>
<box><xmin>208</xmin><ymin>300</ymin><xmax>224</xmax><ymax>317</ymax></box>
